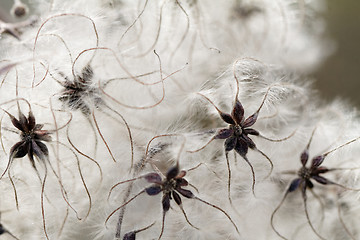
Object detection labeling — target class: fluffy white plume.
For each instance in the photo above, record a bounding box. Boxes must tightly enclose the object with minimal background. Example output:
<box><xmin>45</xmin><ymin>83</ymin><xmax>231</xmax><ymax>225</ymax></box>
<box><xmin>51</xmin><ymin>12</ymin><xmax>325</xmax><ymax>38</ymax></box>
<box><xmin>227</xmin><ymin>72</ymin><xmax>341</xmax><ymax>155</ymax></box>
<box><xmin>0</xmin><ymin>0</ymin><xmax>358</xmax><ymax>240</ymax></box>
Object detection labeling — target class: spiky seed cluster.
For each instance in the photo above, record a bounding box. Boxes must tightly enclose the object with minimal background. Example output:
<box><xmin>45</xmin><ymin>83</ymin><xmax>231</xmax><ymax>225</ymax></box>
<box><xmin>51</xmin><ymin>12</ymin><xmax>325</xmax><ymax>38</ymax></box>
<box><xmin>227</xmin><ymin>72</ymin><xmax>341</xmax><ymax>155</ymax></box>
<box><xmin>58</xmin><ymin>65</ymin><xmax>103</xmax><ymax>115</ymax></box>
<box><xmin>7</xmin><ymin>110</ymin><xmax>51</xmax><ymax>166</ymax></box>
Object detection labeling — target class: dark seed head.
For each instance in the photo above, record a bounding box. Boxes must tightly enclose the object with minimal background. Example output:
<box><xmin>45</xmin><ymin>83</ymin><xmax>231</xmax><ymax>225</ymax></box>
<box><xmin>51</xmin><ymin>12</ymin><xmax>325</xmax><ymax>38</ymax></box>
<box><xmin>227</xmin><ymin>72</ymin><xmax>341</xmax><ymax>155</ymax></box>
<box><xmin>21</xmin><ymin>131</ymin><xmax>34</xmax><ymax>143</ymax></box>
<box><xmin>231</xmin><ymin>124</ymin><xmax>243</xmax><ymax>136</ymax></box>
<box><xmin>298</xmin><ymin>166</ymin><xmax>311</xmax><ymax>180</ymax></box>
<box><xmin>289</xmin><ymin>178</ymin><xmax>301</xmax><ymax>192</ymax></box>
<box><xmin>123</xmin><ymin>231</ymin><xmax>135</xmax><ymax>240</ymax></box>
<box><xmin>145</xmin><ymin>185</ymin><xmax>162</xmax><ymax>196</ymax></box>
<box><xmin>14</xmin><ymin>6</ymin><xmax>27</xmax><ymax>17</ymax></box>
<box><xmin>166</xmin><ymin>166</ymin><xmax>179</xmax><ymax>180</ymax></box>
<box><xmin>0</xmin><ymin>224</ymin><xmax>5</xmax><ymax>235</ymax></box>
<box><xmin>162</xmin><ymin>194</ymin><xmax>171</xmax><ymax>212</ymax></box>
<box><xmin>163</xmin><ymin>179</ymin><xmax>177</xmax><ymax>194</ymax></box>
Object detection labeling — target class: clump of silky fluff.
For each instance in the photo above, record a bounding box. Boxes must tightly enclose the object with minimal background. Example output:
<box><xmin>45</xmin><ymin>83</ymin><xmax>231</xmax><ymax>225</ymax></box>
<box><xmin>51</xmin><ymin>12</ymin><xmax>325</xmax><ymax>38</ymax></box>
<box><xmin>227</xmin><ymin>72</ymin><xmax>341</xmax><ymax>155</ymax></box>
<box><xmin>0</xmin><ymin>0</ymin><xmax>359</xmax><ymax>240</ymax></box>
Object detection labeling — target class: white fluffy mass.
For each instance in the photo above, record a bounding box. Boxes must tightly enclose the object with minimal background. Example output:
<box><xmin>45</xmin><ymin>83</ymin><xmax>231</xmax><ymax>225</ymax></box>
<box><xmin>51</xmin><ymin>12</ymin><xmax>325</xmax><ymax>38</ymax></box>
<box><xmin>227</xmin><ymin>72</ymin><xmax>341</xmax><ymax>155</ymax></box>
<box><xmin>0</xmin><ymin>0</ymin><xmax>358</xmax><ymax>240</ymax></box>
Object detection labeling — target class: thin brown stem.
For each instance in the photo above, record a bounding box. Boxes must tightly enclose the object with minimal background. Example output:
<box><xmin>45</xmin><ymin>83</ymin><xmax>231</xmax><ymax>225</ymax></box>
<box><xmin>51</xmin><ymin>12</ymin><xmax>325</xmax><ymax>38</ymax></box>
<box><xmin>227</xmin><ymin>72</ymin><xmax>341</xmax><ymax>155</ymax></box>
<box><xmin>253</xmin><ymin>85</ymin><xmax>272</xmax><ymax>116</ymax></box>
<box><xmin>66</xmin><ymin>126</ymin><xmax>103</xmax><ymax>187</ymax></box>
<box><xmin>15</xmin><ymin>69</ymin><xmax>20</xmax><ymax>114</ymax></box>
<box><xmin>337</xmin><ymin>199</ymin><xmax>356</xmax><ymax>240</ymax></box>
<box><xmin>48</xmin><ymin>95</ymin><xmax>73</xmax><ymax>132</ymax></box>
<box><xmin>186</xmin><ymin>162</ymin><xmax>221</xmax><ymax>180</ymax></box>
<box><xmin>103</xmin><ymin>105</ymin><xmax>134</xmax><ymax>168</ymax></box>
<box><xmin>135</xmin><ymin>3</ymin><xmax>164</xmax><ymax>58</ymax></box>
<box><xmin>196</xmin><ymin>92</ymin><xmax>223</xmax><ymax>114</ymax></box>
<box><xmin>74</xmin><ymin>150</ymin><xmax>92</xmax><ymax>219</ymax></box>
<box><xmin>118</xmin><ymin>0</ymin><xmax>149</xmax><ymax>47</ymax></box>
<box><xmin>187</xmin><ymin>136</ymin><xmax>215</xmax><ymax>153</ymax></box>
<box><xmin>0</xmin><ymin>112</ymin><xmax>6</xmax><ymax>153</ymax></box>
<box><xmin>105</xmin><ymin>190</ymin><xmax>146</xmax><ymax>227</ymax></box>
<box><xmin>92</xmin><ymin>110</ymin><xmax>116</xmax><ymax>162</ymax></box>
<box><xmin>135</xmin><ymin>221</ymin><xmax>156</xmax><ymax>234</ymax></box>
<box><xmin>179</xmin><ymin>204</ymin><xmax>199</xmax><ymax>230</ymax></box>
<box><xmin>32</xmin><ymin>61</ymin><xmax>49</xmax><ymax>88</ymax></box>
<box><xmin>115</xmin><ymin>182</ymin><xmax>134</xmax><ymax>238</ymax></box>
<box><xmin>169</xmin><ymin>0</ymin><xmax>190</xmax><ymax>62</ymax></box>
<box><xmin>225</xmin><ymin>152</ymin><xmax>232</xmax><ymax>205</ymax></box>
<box><xmin>108</xmin><ymin>176</ymin><xmax>145</xmax><ymax>201</ymax></box>
<box><xmin>115</xmin><ymin>155</ymin><xmax>152</xmax><ymax>238</ymax></box>
<box><xmin>194</xmin><ymin>2</ymin><xmax>220</xmax><ymax>54</ymax></box>
<box><xmin>157</xmin><ymin>211</ymin><xmax>166</xmax><ymax>240</ymax></box>
<box><xmin>323</xmin><ymin>136</ymin><xmax>360</xmax><ymax>157</ymax></box>
<box><xmin>309</xmin><ymin>189</ymin><xmax>325</xmax><ymax>224</ymax></box>
<box><xmin>145</xmin><ymin>133</ymin><xmax>185</xmax><ymax>158</ymax></box>
<box><xmin>0</xmin><ymin>155</ymin><xmax>14</xmax><ymax>181</ymax></box>
<box><xmin>255</xmin><ymin>148</ymin><xmax>273</xmax><ymax>179</ymax></box>
<box><xmin>66</xmin><ymin>130</ymin><xmax>93</xmax><ymax>220</ymax></box>
<box><xmin>58</xmin><ymin>207</ymin><xmax>69</xmax><ymax>238</ymax></box>
<box><xmin>45</xmin><ymin>154</ymin><xmax>82</xmax><ymax>220</ymax></box>
<box><xmin>8</xmin><ymin>165</ymin><xmax>18</xmax><ymax>210</ymax></box>
<box><xmin>41</xmin><ymin>162</ymin><xmax>49</xmax><ymax>240</ymax></box>
<box><xmin>306</xmin><ymin>127</ymin><xmax>318</xmax><ymax>152</ymax></box>
<box><xmin>258</xmin><ymin>129</ymin><xmax>297</xmax><ymax>142</ymax></box>
<box><xmin>194</xmin><ymin>196</ymin><xmax>240</xmax><ymax>235</ymax></box>
<box><xmin>302</xmin><ymin>189</ymin><xmax>326</xmax><ymax>240</ymax></box>
<box><xmin>39</xmin><ymin>33</ymin><xmax>73</xmax><ymax>66</ymax></box>
<box><xmin>103</xmin><ymin>70</ymin><xmax>158</xmax><ymax>88</ymax></box>
<box><xmin>241</xmin><ymin>155</ymin><xmax>256</xmax><ymax>196</ymax></box>
<box><xmin>270</xmin><ymin>190</ymin><xmax>290</xmax><ymax>240</ymax></box>
<box><xmin>330</xmin><ymin>181</ymin><xmax>360</xmax><ymax>191</ymax></box>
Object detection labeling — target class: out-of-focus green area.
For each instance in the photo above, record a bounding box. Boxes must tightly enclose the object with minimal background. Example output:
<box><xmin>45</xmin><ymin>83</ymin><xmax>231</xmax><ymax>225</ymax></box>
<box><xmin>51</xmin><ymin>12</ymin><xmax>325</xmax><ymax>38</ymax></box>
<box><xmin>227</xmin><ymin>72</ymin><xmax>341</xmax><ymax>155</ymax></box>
<box><xmin>314</xmin><ymin>0</ymin><xmax>360</xmax><ymax>107</ymax></box>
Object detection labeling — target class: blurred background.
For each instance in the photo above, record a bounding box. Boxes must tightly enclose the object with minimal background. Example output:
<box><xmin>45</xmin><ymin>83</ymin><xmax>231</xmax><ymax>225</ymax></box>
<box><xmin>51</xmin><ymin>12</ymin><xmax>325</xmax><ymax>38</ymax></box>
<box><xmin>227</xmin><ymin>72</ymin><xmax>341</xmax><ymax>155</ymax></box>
<box><xmin>314</xmin><ymin>0</ymin><xmax>360</xmax><ymax>107</ymax></box>
<box><xmin>0</xmin><ymin>0</ymin><xmax>359</xmax><ymax>107</ymax></box>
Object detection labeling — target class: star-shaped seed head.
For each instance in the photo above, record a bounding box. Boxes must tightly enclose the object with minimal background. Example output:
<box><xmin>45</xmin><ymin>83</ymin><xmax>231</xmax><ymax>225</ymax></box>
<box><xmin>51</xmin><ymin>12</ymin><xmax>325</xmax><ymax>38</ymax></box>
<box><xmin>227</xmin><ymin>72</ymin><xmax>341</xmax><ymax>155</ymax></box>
<box><xmin>288</xmin><ymin>148</ymin><xmax>330</xmax><ymax>193</ymax></box>
<box><xmin>144</xmin><ymin>166</ymin><xmax>194</xmax><ymax>212</ymax></box>
<box><xmin>214</xmin><ymin>98</ymin><xmax>260</xmax><ymax>157</ymax></box>
<box><xmin>8</xmin><ymin>110</ymin><xmax>51</xmax><ymax>167</ymax></box>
